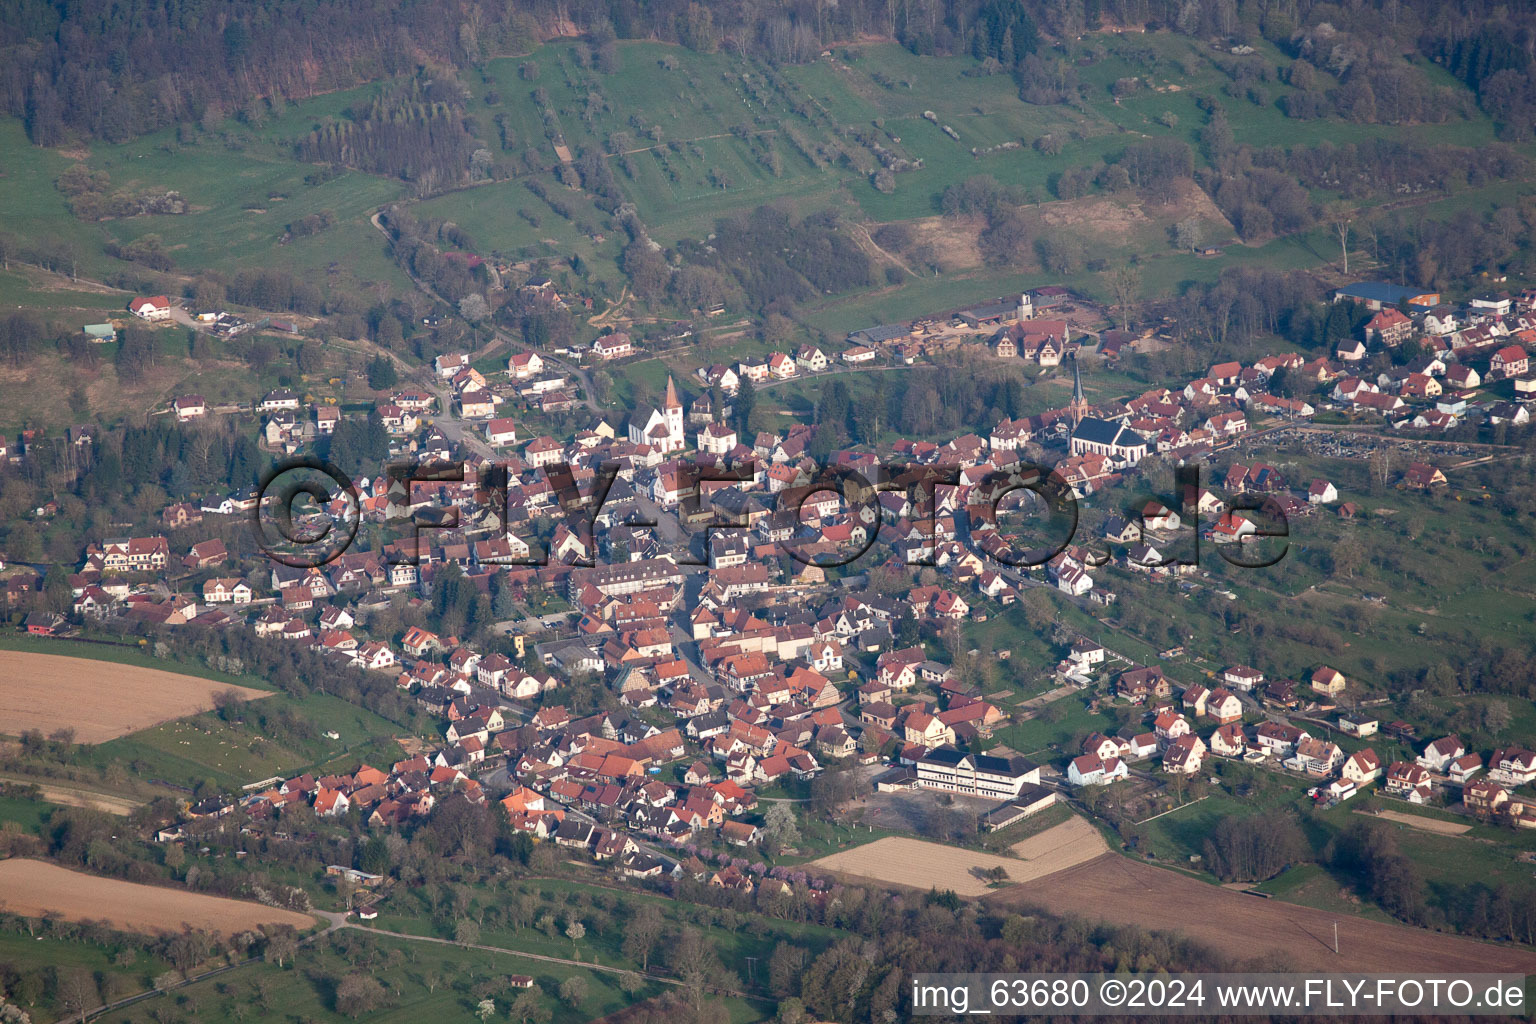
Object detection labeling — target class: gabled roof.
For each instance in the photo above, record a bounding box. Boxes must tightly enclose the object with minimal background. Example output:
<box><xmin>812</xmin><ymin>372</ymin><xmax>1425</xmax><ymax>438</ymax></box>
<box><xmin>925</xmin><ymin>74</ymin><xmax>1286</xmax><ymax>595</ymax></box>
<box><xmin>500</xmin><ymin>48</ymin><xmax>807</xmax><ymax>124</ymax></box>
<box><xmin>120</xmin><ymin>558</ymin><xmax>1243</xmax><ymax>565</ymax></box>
<box><xmin>1073</xmin><ymin>417</ymin><xmax>1146</xmax><ymax>448</ymax></box>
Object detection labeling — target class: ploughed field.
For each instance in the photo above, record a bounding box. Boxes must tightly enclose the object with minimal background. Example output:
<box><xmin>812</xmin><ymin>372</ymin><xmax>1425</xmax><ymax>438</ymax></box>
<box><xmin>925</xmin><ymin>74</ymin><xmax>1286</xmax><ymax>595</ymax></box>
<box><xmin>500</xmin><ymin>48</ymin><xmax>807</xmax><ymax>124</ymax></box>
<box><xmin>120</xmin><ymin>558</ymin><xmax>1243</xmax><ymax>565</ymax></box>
<box><xmin>992</xmin><ymin>853</ymin><xmax>1536</xmax><ymax>973</ymax></box>
<box><xmin>809</xmin><ymin>816</ymin><xmax>1108</xmax><ymax>895</ymax></box>
<box><xmin>0</xmin><ymin>859</ymin><xmax>315</xmax><ymax>936</ymax></box>
<box><xmin>0</xmin><ymin>650</ymin><xmax>269</xmax><ymax>743</ymax></box>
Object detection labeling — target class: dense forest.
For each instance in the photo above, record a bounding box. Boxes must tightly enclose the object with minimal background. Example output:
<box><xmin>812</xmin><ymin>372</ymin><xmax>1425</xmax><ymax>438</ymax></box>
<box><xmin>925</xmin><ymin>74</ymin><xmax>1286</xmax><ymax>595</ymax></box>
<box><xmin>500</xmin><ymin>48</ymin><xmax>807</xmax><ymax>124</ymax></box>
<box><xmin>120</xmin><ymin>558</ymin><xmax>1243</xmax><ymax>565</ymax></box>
<box><xmin>10</xmin><ymin>0</ymin><xmax>1536</xmax><ymax>145</ymax></box>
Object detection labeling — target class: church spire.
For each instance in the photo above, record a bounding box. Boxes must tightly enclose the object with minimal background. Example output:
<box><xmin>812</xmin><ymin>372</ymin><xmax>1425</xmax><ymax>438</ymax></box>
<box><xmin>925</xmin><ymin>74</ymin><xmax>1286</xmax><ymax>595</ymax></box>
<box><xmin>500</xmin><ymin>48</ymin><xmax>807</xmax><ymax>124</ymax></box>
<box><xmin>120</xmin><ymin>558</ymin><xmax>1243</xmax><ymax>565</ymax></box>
<box><xmin>664</xmin><ymin>375</ymin><xmax>680</xmax><ymax>411</ymax></box>
<box><xmin>1069</xmin><ymin>352</ymin><xmax>1087</xmax><ymax>428</ymax></box>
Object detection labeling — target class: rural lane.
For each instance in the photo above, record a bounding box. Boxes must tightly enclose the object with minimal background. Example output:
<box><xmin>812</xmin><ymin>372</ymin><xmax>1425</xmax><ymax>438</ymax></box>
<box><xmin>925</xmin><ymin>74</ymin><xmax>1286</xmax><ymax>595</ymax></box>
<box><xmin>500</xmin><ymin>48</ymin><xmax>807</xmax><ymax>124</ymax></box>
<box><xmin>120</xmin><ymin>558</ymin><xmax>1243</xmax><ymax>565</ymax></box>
<box><xmin>322</xmin><ymin>911</ymin><xmax>678</xmax><ymax>983</ymax></box>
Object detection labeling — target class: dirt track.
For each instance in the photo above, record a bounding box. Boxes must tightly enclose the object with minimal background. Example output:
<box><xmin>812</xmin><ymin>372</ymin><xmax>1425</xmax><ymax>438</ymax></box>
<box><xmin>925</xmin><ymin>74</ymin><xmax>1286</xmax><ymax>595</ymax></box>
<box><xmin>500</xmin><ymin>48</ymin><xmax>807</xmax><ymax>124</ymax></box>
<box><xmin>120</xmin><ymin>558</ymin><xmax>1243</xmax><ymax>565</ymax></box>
<box><xmin>0</xmin><ymin>859</ymin><xmax>315</xmax><ymax>936</ymax></box>
<box><xmin>1367</xmin><ymin>809</ymin><xmax>1472</xmax><ymax>835</ymax></box>
<box><xmin>0</xmin><ymin>774</ymin><xmax>140</xmax><ymax>815</ymax></box>
<box><xmin>0</xmin><ymin>651</ymin><xmax>270</xmax><ymax>743</ymax></box>
<box><xmin>992</xmin><ymin>853</ymin><xmax>1536</xmax><ymax>973</ymax></box>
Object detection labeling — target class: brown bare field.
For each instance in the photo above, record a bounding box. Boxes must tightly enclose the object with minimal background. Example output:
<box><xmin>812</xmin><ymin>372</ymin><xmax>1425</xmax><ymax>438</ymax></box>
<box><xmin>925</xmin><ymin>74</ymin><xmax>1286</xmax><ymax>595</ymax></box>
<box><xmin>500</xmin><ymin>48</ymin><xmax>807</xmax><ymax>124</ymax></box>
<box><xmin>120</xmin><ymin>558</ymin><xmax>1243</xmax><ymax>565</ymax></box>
<box><xmin>811</xmin><ymin>837</ymin><xmax>1023</xmax><ymax>896</ymax></box>
<box><xmin>1366</xmin><ymin>809</ymin><xmax>1472</xmax><ymax>835</ymax></box>
<box><xmin>992</xmin><ymin>854</ymin><xmax>1536</xmax><ymax>973</ymax></box>
<box><xmin>1009</xmin><ymin>814</ymin><xmax>1109</xmax><ymax>866</ymax></box>
<box><xmin>811</xmin><ymin>817</ymin><xmax>1107</xmax><ymax>895</ymax></box>
<box><xmin>0</xmin><ymin>651</ymin><xmax>270</xmax><ymax>743</ymax></box>
<box><xmin>0</xmin><ymin>859</ymin><xmax>315</xmax><ymax>936</ymax></box>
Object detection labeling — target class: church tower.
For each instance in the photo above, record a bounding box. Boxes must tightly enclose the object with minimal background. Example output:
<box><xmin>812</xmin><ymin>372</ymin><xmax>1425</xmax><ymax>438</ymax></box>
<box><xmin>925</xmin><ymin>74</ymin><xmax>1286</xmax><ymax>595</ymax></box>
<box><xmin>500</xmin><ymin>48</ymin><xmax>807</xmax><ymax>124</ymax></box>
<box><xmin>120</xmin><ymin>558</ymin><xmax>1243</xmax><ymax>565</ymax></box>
<box><xmin>1068</xmin><ymin>352</ymin><xmax>1089</xmax><ymax>428</ymax></box>
<box><xmin>663</xmin><ymin>375</ymin><xmax>684</xmax><ymax>450</ymax></box>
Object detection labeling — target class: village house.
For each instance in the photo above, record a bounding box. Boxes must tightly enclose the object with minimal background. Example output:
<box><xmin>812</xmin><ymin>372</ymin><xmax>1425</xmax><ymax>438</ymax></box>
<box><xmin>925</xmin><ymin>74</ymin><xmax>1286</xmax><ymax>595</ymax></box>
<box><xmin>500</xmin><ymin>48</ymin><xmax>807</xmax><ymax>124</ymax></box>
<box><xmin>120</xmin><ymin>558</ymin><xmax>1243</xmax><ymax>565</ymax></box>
<box><xmin>1445</xmin><ymin>363</ymin><xmax>1480</xmax><ymax>390</ymax></box>
<box><xmin>1464</xmin><ymin>779</ymin><xmax>1510</xmax><ymax>816</ymax></box>
<box><xmin>1402</xmin><ymin>462</ymin><xmax>1447</xmax><ymax>489</ymax></box>
<box><xmin>1181</xmin><ymin>683</ymin><xmax>1209</xmax><ymax>716</ymax></box>
<box><xmin>1417</xmin><ymin>736</ymin><xmax>1465</xmax><ymax>774</ymax></box>
<box><xmin>1261</xmin><ymin>678</ymin><xmax>1299</xmax><ymax>709</ymax></box>
<box><xmin>1204</xmin><ymin>687</ymin><xmax>1243</xmax><ymax>725</ymax></box>
<box><xmin>1116</xmin><ymin>666</ymin><xmax>1171</xmax><ymax>703</ymax></box>
<box><xmin>162</xmin><ymin>502</ymin><xmax>202</xmax><ymax>530</ymax></box>
<box><xmin>1288</xmin><ymin>736</ymin><xmax>1343</xmax><ymax>775</ymax></box>
<box><xmin>1308</xmin><ymin>479</ymin><xmax>1338</xmax><ymax>504</ymax></box>
<box><xmin>1162</xmin><ymin>733</ymin><xmax>1206</xmax><ymax>774</ymax></box>
<box><xmin>1446</xmin><ymin>752</ymin><xmax>1484</xmax><ymax>784</ymax></box>
<box><xmin>508</xmin><ymin>351</ymin><xmax>545</xmax><ymax>379</ymax></box>
<box><xmin>24</xmin><ymin>611</ymin><xmax>66</xmax><ymax>635</ymax></box>
<box><xmin>1385</xmin><ymin>761</ymin><xmax>1434</xmax><ymax>803</ymax></box>
<box><xmin>796</xmin><ymin>345</ymin><xmax>828</xmax><ymax>372</ymax></box>
<box><xmin>485</xmin><ymin>418</ymin><xmax>519</xmax><ymax>447</ymax></box>
<box><xmin>129</xmin><ymin>295</ymin><xmax>172</xmax><ymax>320</ymax></box>
<box><xmin>1310</xmin><ymin>666</ymin><xmax>1346</xmax><ymax>698</ymax></box>
<box><xmin>173</xmin><ymin>395</ymin><xmax>207</xmax><ymax>421</ymax></box>
<box><xmin>435</xmin><ymin>353</ymin><xmax>470</xmax><ymax>378</ymax></box>
<box><xmin>1153</xmin><ymin>709</ymin><xmax>1191</xmax><ymax>743</ymax></box>
<box><xmin>696</xmin><ymin>422</ymin><xmax>739</xmax><ymax>456</ymax></box>
<box><xmin>100</xmin><ymin>536</ymin><xmax>170</xmax><ymax>573</ymax></box>
<box><xmin>202</xmin><ymin>578</ymin><xmax>253</xmax><ymax>604</ymax></box>
<box><xmin>1068</xmin><ymin>752</ymin><xmax>1129</xmax><ymax>787</ymax></box>
<box><xmin>1490</xmin><ymin>345</ymin><xmax>1529</xmax><ymax>379</ymax></box>
<box><xmin>592</xmin><ymin>332</ymin><xmax>635</xmax><ymax>361</ymax></box>
<box><xmin>1338</xmin><ymin>715</ymin><xmax>1378</xmax><ymax>737</ymax></box>
<box><xmin>1254</xmin><ymin>721</ymin><xmax>1307</xmax><ymax>757</ymax></box>
<box><xmin>259</xmin><ymin>388</ymin><xmax>301</xmax><ymax>412</ymax></box>
<box><xmin>1336</xmin><ymin>338</ymin><xmax>1367</xmax><ymax>362</ymax></box>
<box><xmin>1341</xmin><ymin>748</ymin><xmax>1383</xmax><ymax>785</ymax></box>
<box><xmin>1210</xmin><ymin>723</ymin><xmax>1247</xmax><ymax>757</ymax></box>
<box><xmin>459</xmin><ymin>390</ymin><xmax>496</xmax><ymax>419</ymax></box>
<box><xmin>524</xmin><ymin>436</ymin><xmax>564</xmax><ymax>468</ymax></box>
<box><xmin>1490</xmin><ymin>748</ymin><xmax>1536</xmax><ymax>786</ymax></box>
<box><xmin>1365</xmin><ymin>308</ymin><xmax>1414</xmax><ymax>346</ymax></box>
<box><xmin>400</xmin><ymin>626</ymin><xmax>442</xmax><ymax>659</ymax></box>
<box><xmin>1221</xmin><ymin>665</ymin><xmax>1264</xmax><ymax>690</ymax></box>
<box><xmin>182</xmin><ymin>538</ymin><xmax>225</xmax><ymax>568</ymax></box>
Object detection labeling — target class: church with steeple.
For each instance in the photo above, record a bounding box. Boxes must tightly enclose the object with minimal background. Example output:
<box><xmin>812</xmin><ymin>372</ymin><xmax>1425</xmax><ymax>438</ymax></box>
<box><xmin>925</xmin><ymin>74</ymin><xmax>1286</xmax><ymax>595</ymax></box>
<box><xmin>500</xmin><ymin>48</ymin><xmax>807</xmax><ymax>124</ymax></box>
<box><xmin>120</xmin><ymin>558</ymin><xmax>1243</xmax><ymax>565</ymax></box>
<box><xmin>1068</xmin><ymin>352</ymin><xmax>1147</xmax><ymax>468</ymax></box>
<box><xmin>626</xmin><ymin>375</ymin><xmax>687</xmax><ymax>453</ymax></box>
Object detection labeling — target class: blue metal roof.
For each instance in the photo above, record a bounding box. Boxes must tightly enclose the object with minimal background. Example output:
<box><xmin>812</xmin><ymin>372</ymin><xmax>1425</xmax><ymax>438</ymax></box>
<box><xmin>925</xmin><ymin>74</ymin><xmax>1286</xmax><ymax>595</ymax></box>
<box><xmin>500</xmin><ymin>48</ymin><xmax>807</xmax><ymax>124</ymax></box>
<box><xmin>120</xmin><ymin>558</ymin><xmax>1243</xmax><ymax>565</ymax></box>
<box><xmin>1334</xmin><ymin>282</ymin><xmax>1425</xmax><ymax>305</ymax></box>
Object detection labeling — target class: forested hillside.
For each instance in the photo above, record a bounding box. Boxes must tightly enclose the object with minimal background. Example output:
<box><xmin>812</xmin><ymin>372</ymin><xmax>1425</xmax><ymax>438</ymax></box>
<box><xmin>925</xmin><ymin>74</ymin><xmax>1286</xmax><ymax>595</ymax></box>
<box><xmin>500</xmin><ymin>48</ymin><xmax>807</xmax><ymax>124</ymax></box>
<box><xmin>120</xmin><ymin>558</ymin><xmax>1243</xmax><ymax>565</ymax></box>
<box><xmin>3</xmin><ymin>0</ymin><xmax>1536</xmax><ymax>445</ymax></box>
<box><xmin>9</xmin><ymin>0</ymin><xmax>1536</xmax><ymax>145</ymax></box>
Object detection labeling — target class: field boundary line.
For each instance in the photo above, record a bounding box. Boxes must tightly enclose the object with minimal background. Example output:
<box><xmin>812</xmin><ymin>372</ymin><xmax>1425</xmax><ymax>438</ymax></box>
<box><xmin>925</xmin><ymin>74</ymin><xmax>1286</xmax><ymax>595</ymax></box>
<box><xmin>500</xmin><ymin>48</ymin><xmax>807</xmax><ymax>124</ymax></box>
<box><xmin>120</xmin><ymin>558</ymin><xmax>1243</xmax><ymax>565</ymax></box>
<box><xmin>1132</xmin><ymin>794</ymin><xmax>1209</xmax><ymax>825</ymax></box>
